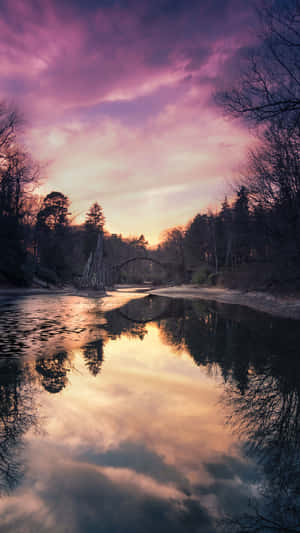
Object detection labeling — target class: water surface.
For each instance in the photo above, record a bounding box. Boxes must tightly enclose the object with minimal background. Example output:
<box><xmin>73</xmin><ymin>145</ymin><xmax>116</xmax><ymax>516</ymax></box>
<box><xmin>0</xmin><ymin>291</ymin><xmax>299</xmax><ymax>532</ymax></box>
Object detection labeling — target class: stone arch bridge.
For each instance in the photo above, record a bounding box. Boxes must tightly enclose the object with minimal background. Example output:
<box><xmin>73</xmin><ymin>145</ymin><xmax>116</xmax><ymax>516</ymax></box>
<box><xmin>112</xmin><ymin>256</ymin><xmax>169</xmax><ymax>284</ymax></box>
<box><xmin>79</xmin><ymin>232</ymin><xmax>172</xmax><ymax>289</ymax></box>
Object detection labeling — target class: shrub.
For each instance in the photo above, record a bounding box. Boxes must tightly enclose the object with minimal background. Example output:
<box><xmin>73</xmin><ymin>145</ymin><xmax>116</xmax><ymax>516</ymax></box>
<box><xmin>192</xmin><ymin>265</ymin><xmax>212</xmax><ymax>285</ymax></box>
<box><xmin>207</xmin><ymin>272</ymin><xmax>217</xmax><ymax>286</ymax></box>
<box><xmin>36</xmin><ymin>265</ymin><xmax>59</xmax><ymax>285</ymax></box>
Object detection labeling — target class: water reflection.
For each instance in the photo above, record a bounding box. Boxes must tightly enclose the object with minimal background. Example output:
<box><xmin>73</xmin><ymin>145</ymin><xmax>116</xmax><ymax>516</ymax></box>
<box><xmin>0</xmin><ymin>293</ymin><xmax>298</xmax><ymax>531</ymax></box>
<box><xmin>0</xmin><ymin>360</ymin><xmax>38</xmax><ymax>494</ymax></box>
<box><xmin>220</xmin><ymin>376</ymin><xmax>300</xmax><ymax>532</ymax></box>
<box><xmin>36</xmin><ymin>351</ymin><xmax>71</xmax><ymax>393</ymax></box>
<box><xmin>83</xmin><ymin>339</ymin><xmax>104</xmax><ymax>376</ymax></box>
<box><xmin>155</xmin><ymin>297</ymin><xmax>300</xmax><ymax>531</ymax></box>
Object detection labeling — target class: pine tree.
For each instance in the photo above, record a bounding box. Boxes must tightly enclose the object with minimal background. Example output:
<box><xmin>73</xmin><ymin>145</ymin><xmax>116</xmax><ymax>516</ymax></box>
<box><xmin>84</xmin><ymin>202</ymin><xmax>105</xmax><ymax>258</ymax></box>
<box><xmin>233</xmin><ymin>186</ymin><xmax>250</xmax><ymax>264</ymax></box>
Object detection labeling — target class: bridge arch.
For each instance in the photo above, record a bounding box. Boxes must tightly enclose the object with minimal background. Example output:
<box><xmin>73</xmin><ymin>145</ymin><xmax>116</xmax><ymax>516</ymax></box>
<box><xmin>115</xmin><ymin>256</ymin><xmax>167</xmax><ymax>270</ymax></box>
<box><xmin>112</xmin><ymin>257</ymin><xmax>169</xmax><ymax>284</ymax></box>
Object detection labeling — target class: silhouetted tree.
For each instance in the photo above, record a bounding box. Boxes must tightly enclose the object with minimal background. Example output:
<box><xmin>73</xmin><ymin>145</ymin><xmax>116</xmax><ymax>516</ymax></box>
<box><xmin>217</xmin><ymin>197</ymin><xmax>233</xmax><ymax>267</ymax></box>
<box><xmin>214</xmin><ymin>0</ymin><xmax>300</xmax><ymax>287</ymax></box>
<box><xmin>216</xmin><ymin>1</ymin><xmax>300</xmax><ymax>128</ymax></box>
<box><xmin>232</xmin><ymin>186</ymin><xmax>250</xmax><ymax>265</ymax></box>
<box><xmin>185</xmin><ymin>214</ymin><xmax>210</xmax><ymax>264</ymax></box>
<box><xmin>0</xmin><ymin>103</ymin><xmax>39</xmax><ymax>285</ymax></box>
<box><xmin>37</xmin><ymin>191</ymin><xmax>70</xmax><ymax>230</ymax></box>
<box><xmin>84</xmin><ymin>202</ymin><xmax>105</xmax><ymax>259</ymax></box>
<box><xmin>159</xmin><ymin>227</ymin><xmax>186</xmax><ymax>282</ymax></box>
<box><xmin>36</xmin><ymin>192</ymin><xmax>71</xmax><ymax>280</ymax></box>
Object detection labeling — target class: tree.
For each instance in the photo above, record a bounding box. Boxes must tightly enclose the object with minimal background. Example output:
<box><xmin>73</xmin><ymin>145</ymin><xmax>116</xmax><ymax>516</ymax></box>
<box><xmin>160</xmin><ymin>227</ymin><xmax>186</xmax><ymax>282</ymax></box>
<box><xmin>120</xmin><ymin>234</ymin><xmax>149</xmax><ymax>283</ymax></box>
<box><xmin>207</xmin><ymin>211</ymin><xmax>219</xmax><ymax>273</ymax></box>
<box><xmin>85</xmin><ymin>202</ymin><xmax>105</xmax><ymax>231</ymax></box>
<box><xmin>0</xmin><ymin>102</ymin><xmax>22</xmax><ymax>155</ymax></box>
<box><xmin>185</xmin><ymin>214</ymin><xmax>210</xmax><ymax>264</ymax></box>
<box><xmin>216</xmin><ymin>1</ymin><xmax>300</xmax><ymax>283</ymax></box>
<box><xmin>217</xmin><ymin>197</ymin><xmax>233</xmax><ymax>267</ymax></box>
<box><xmin>241</xmin><ymin>123</ymin><xmax>300</xmax><ymax>277</ymax></box>
<box><xmin>84</xmin><ymin>202</ymin><xmax>105</xmax><ymax>259</ymax></box>
<box><xmin>244</xmin><ymin>124</ymin><xmax>300</xmax><ymax>209</ymax></box>
<box><xmin>252</xmin><ymin>202</ymin><xmax>269</xmax><ymax>260</ymax></box>
<box><xmin>0</xmin><ymin>103</ymin><xmax>39</xmax><ymax>285</ymax></box>
<box><xmin>36</xmin><ymin>192</ymin><xmax>71</xmax><ymax>280</ymax></box>
<box><xmin>215</xmin><ymin>0</ymin><xmax>300</xmax><ymax>282</ymax></box>
<box><xmin>132</xmin><ymin>234</ymin><xmax>148</xmax><ymax>253</ymax></box>
<box><xmin>216</xmin><ymin>1</ymin><xmax>300</xmax><ymax>128</ymax></box>
<box><xmin>37</xmin><ymin>191</ymin><xmax>70</xmax><ymax>231</ymax></box>
<box><xmin>232</xmin><ymin>186</ymin><xmax>250</xmax><ymax>264</ymax></box>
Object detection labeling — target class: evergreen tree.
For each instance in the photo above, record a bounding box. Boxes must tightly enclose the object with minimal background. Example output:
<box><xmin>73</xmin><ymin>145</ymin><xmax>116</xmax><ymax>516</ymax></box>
<box><xmin>216</xmin><ymin>197</ymin><xmax>233</xmax><ymax>267</ymax></box>
<box><xmin>185</xmin><ymin>214</ymin><xmax>210</xmax><ymax>264</ymax></box>
<box><xmin>233</xmin><ymin>187</ymin><xmax>250</xmax><ymax>264</ymax></box>
<box><xmin>84</xmin><ymin>202</ymin><xmax>105</xmax><ymax>258</ymax></box>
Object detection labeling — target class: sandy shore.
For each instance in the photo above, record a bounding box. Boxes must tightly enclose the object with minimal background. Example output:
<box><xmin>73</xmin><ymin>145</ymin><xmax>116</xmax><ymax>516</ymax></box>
<box><xmin>150</xmin><ymin>285</ymin><xmax>300</xmax><ymax>320</ymax></box>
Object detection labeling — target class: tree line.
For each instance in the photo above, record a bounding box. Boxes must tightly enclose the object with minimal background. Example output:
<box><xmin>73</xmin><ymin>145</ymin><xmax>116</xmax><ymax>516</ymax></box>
<box><xmin>155</xmin><ymin>0</ymin><xmax>300</xmax><ymax>290</ymax></box>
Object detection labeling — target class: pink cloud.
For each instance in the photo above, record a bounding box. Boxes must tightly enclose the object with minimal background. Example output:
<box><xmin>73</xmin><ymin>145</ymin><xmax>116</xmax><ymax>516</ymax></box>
<box><xmin>0</xmin><ymin>0</ymin><xmax>256</xmax><ymax>242</ymax></box>
<box><xmin>27</xmin><ymin>83</ymin><xmax>251</xmax><ymax>243</ymax></box>
<box><xmin>0</xmin><ymin>1</ymin><xmax>254</xmax><ymax>116</ymax></box>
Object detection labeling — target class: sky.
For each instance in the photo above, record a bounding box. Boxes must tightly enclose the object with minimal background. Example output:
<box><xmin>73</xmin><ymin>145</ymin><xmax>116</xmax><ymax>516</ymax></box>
<box><xmin>0</xmin><ymin>0</ymin><xmax>258</xmax><ymax>244</ymax></box>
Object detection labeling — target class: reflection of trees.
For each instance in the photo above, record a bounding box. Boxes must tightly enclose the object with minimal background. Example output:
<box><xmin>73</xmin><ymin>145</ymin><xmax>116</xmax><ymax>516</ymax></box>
<box><xmin>104</xmin><ymin>299</ymin><xmax>151</xmax><ymax>341</ymax></box>
<box><xmin>225</xmin><ymin>373</ymin><xmax>300</xmax><ymax>464</ymax></box>
<box><xmin>158</xmin><ymin>299</ymin><xmax>254</xmax><ymax>391</ymax></box>
<box><xmin>83</xmin><ymin>339</ymin><xmax>104</xmax><ymax>376</ymax></box>
<box><xmin>216</xmin><ymin>324</ymin><xmax>300</xmax><ymax>532</ymax></box>
<box><xmin>1</xmin><ymin>290</ymin><xmax>300</xmax><ymax>533</ymax></box>
<box><xmin>221</xmin><ymin>371</ymin><xmax>300</xmax><ymax>533</ymax></box>
<box><xmin>36</xmin><ymin>351</ymin><xmax>71</xmax><ymax>393</ymax></box>
<box><xmin>80</xmin><ymin>297</ymin><xmax>170</xmax><ymax>376</ymax></box>
<box><xmin>103</xmin><ymin>295</ymin><xmax>300</xmax><ymax>531</ymax></box>
<box><xmin>155</xmin><ymin>296</ymin><xmax>300</xmax><ymax>531</ymax></box>
<box><xmin>157</xmin><ymin>298</ymin><xmax>300</xmax><ymax>394</ymax></box>
<box><xmin>0</xmin><ymin>361</ymin><xmax>37</xmax><ymax>494</ymax></box>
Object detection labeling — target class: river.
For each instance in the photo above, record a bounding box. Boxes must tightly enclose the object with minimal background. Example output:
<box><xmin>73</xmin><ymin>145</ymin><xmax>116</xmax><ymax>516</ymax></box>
<box><xmin>0</xmin><ymin>289</ymin><xmax>299</xmax><ymax>532</ymax></box>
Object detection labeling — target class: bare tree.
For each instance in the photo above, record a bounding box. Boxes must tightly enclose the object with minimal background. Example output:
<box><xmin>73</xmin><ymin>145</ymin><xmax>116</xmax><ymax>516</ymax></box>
<box><xmin>0</xmin><ymin>103</ymin><xmax>40</xmax><ymax>285</ymax></box>
<box><xmin>160</xmin><ymin>227</ymin><xmax>186</xmax><ymax>282</ymax></box>
<box><xmin>0</xmin><ymin>102</ymin><xmax>22</xmax><ymax>156</ymax></box>
<box><xmin>216</xmin><ymin>1</ymin><xmax>300</xmax><ymax>127</ymax></box>
<box><xmin>243</xmin><ymin>123</ymin><xmax>300</xmax><ymax>207</ymax></box>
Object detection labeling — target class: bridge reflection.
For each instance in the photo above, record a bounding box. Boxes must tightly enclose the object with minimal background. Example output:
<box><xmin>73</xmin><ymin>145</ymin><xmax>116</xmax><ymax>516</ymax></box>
<box><xmin>114</xmin><ymin>295</ymin><xmax>173</xmax><ymax>324</ymax></box>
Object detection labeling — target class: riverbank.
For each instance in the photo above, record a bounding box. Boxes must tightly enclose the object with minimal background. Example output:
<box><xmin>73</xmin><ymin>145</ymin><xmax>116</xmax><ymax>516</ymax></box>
<box><xmin>0</xmin><ymin>286</ymin><xmax>87</xmax><ymax>299</ymax></box>
<box><xmin>149</xmin><ymin>285</ymin><xmax>300</xmax><ymax>320</ymax></box>
<box><xmin>2</xmin><ymin>284</ymin><xmax>300</xmax><ymax>320</ymax></box>
<box><xmin>0</xmin><ymin>285</ymin><xmax>147</xmax><ymax>313</ymax></box>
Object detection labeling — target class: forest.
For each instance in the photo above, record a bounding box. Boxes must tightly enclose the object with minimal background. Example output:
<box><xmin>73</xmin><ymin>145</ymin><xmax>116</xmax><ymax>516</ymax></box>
<box><xmin>1</xmin><ymin>1</ymin><xmax>300</xmax><ymax>291</ymax></box>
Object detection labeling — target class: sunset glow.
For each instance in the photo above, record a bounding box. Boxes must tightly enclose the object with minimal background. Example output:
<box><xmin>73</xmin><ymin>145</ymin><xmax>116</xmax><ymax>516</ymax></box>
<box><xmin>0</xmin><ymin>0</ymin><xmax>255</xmax><ymax>243</ymax></box>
